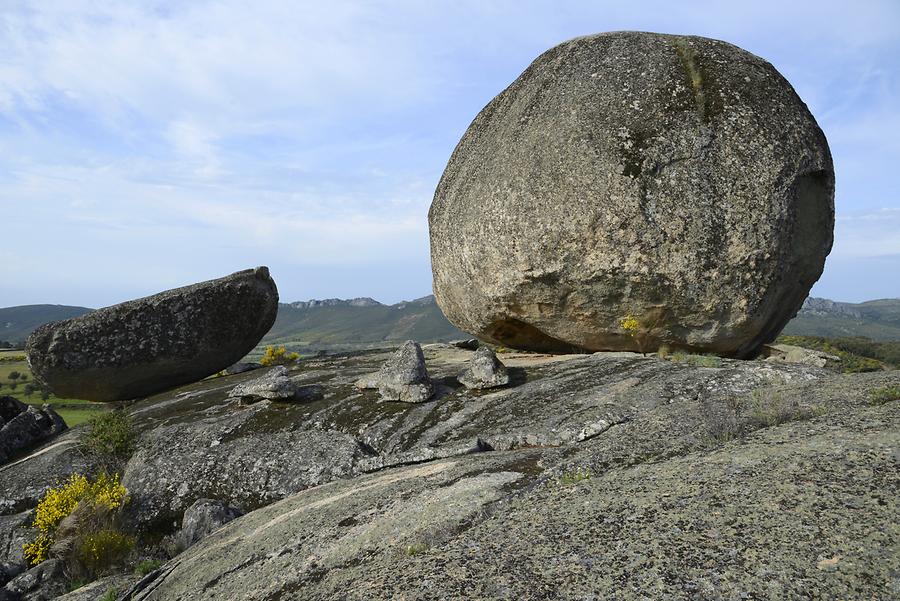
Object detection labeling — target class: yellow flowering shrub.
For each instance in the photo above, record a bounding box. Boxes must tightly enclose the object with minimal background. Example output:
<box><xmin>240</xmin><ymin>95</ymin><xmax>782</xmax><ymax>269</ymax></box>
<box><xmin>619</xmin><ymin>315</ymin><xmax>640</xmax><ymax>334</ymax></box>
<box><xmin>23</xmin><ymin>473</ymin><xmax>128</xmax><ymax>566</ymax></box>
<box><xmin>259</xmin><ymin>345</ymin><xmax>300</xmax><ymax>366</ymax></box>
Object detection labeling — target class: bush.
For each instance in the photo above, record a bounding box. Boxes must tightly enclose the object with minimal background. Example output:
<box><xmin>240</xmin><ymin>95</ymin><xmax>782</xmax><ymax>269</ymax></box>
<box><xmin>82</xmin><ymin>411</ymin><xmax>136</xmax><ymax>466</ymax></box>
<box><xmin>747</xmin><ymin>390</ymin><xmax>819</xmax><ymax>428</ymax></box>
<box><xmin>620</xmin><ymin>308</ymin><xmax>665</xmax><ymax>356</ymax></box>
<box><xmin>869</xmin><ymin>385</ymin><xmax>900</xmax><ymax>406</ymax></box>
<box><xmin>99</xmin><ymin>589</ymin><xmax>119</xmax><ymax>601</ymax></box>
<box><xmin>77</xmin><ymin>529</ymin><xmax>135</xmax><ymax>574</ymax></box>
<box><xmin>259</xmin><ymin>345</ymin><xmax>300</xmax><ymax>366</ymax></box>
<box><xmin>134</xmin><ymin>558</ymin><xmax>164</xmax><ymax>576</ymax></box>
<box><xmin>559</xmin><ymin>467</ymin><xmax>593</xmax><ymax>486</ymax></box>
<box><xmin>23</xmin><ymin>473</ymin><xmax>129</xmax><ymax>566</ymax></box>
<box><xmin>7</xmin><ymin>370</ymin><xmax>20</xmax><ymax>381</ymax></box>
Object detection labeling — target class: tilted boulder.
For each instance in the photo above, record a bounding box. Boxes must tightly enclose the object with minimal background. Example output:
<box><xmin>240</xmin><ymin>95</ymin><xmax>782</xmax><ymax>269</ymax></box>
<box><xmin>376</xmin><ymin>341</ymin><xmax>434</xmax><ymax>403</ymax></box>
<box><xmin>429</xmin><ymin>32</ymin><xmax>834</xmax><ymax>358</ymax></box>
<box><xmin>457</xmin><ymin>347</ymin><xmax>510</xmax><ymax>390</ymax></box>
<box><xmin>26</xmin><ymin>267</ymin><xmax>278</xmax><ymax>401</ymax></box>
<box><xmin>0</xmin><ymin>396</ymin><xmax>66</xmax><ymax>465</ymax></box>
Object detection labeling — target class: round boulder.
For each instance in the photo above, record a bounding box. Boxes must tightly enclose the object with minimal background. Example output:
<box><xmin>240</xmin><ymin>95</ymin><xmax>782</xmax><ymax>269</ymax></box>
<box><xmin>429</xmin><ymin>32</ymin><xmax>833</xmax><ymax>358</ymax></box>
<box><xmin>26</xmin><ymin>267</ymin><xmax>278</xmax><ymax>401</ymax></box>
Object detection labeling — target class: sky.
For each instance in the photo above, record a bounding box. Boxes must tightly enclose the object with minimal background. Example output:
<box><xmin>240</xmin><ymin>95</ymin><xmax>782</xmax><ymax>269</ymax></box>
<box><xmin>1</xmin><ymin>0</ymin><xmax>899</xmax><ymax>308</ymax></box>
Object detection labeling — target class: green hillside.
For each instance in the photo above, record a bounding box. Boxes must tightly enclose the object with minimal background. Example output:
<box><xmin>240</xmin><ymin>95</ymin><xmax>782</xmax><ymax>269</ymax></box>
<box><xmin>781</xmin><ymin>298</ymin><xmax>900</xmax><ymax>340</ymax></box>
<box><xmin>258</xmin><ymin>296</ymin><xmax>468</xmax><ymax>354</ymax></box>
<box><xmin>0</xmin><ymin>304</ymin><xmax>92</xmax><ymax>346</ymax></box>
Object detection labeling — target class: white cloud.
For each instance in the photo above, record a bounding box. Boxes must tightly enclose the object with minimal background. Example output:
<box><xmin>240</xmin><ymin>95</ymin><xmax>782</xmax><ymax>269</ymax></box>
<box><xmin>833</xmin><ymin>209</ymin><xmax>900</xmax><ymax>258</ymax></box>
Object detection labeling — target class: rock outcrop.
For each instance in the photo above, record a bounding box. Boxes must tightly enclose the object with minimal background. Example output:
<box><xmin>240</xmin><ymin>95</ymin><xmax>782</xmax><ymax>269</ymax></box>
<box><xmin>457</xmin><ymin>346</ymin><xmax>509</xmax><ymax>389</ymax></box>
<box><xmin>26</xmin><ymin>267</ymin><xmax>278</xmax><ymax>401</ymax></box>
<box><xmin>430</xmin><ymin>31</ymin><xmax>834</xmax><ymax>358</ymax></box>
<box><xmin>3</xmin><ymin>342</ymin><xmax>897</xmax><ymax>600</ymax></box>
<box><xmin>0</xmin><ymin>397</ymin><xmax>66</xmax><ymax>465</ymax></box>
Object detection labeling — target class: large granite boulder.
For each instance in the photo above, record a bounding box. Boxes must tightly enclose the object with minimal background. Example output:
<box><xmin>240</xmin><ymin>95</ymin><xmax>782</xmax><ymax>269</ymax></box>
<box><xmin>429</xmin><ymin>31</ymin><xmax>834</xmax><ymax>358</ymax></box>
<box><xmin>0</xmin><ymin>397</ymin><xmax>66</xmax><ymax>465</ymax></box>
<box><xmin>26</xmin><ymin>267</ymin><xmax>278</xmax><ymax>401</ymax></box>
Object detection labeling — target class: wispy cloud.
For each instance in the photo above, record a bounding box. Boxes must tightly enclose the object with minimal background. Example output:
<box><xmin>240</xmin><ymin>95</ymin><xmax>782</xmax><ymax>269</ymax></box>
<box><xmin>1</xmin><ymin>0</ymin><xmax>899</xmax><ymax>305</ymax></box>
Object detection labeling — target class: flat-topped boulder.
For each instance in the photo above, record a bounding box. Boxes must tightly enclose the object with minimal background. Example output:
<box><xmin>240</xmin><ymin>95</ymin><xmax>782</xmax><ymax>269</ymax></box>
<box><xmin>26</xmin><ymin>267</ymin><xmax>278</xmax><ymax>401</ymax></box>
<box><xmin>430</xmin><ymin>31</ymin><xmax>834</xmax><ymax>357</ymax></box>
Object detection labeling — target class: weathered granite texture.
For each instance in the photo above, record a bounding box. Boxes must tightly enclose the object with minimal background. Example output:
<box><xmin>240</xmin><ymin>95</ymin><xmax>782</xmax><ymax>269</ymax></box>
<box><xmin>26</xmin><ymin>267</ymin><xmax>278</xmax><ymax>401</ymax></box>
<box><xmin>3</xmin><ymin>344</ymin><xmax>897</xmax><ymax>600</ymax></box>
<box><xmin>430</xmin><ymin>32</ymin><xmax>834</xmax><ymax>357</ymax></box>
<box><xmin>0</xmin><ymin>397</ymin><xmax>66</xmax><ymax>465</ymax></box>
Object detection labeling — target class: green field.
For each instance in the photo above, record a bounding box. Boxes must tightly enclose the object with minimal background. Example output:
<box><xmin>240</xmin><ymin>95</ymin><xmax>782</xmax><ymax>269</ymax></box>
<box><xmin>0</xmin><ymin>350</ymin><xmax>106</xmax><ymax>427</ymax></box>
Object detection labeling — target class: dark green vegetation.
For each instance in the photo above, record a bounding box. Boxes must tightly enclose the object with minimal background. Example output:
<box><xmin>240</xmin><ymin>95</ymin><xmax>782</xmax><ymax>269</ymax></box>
<box><xmin>0</xmin><ymin>350</ymin><xmax>104</xmax><ymax>426</ymax></box>
<box><xmin>782</xmin><ymin>298</ymin><xmax>900</xmax><ymax>340</ymax></box>
<box><xmin>81</xmin><ymin>412</ymin><xmax>137</xmax><ymax>467</ymax></box>
<box><xmin>869</xmin><ymin>385</ymin><xmax>900</xmax><ymax>406</ymax></box>
<box><xmin>256</xmin><ymin>296</ymin><xmax>468</xmax><ymax>355</ymax></box>
<box><xmin>0</xmin><ymin>304</ymin><xmax>92</xmax><ymax>345</ymax></box>
<box><xmin>777</xmin><ymin>335</ymin><xmax>898</xmax><ymax>371</ymax></box>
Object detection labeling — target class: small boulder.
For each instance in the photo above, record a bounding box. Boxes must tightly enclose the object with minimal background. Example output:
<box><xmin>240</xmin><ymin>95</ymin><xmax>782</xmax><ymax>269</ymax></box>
<box><xmin>763</xmin><ymin>344</ymin><xmax>840</xmax><ymax>370</ymax></box>
<box><xmin>0</xmin><ymin>397</ymin><xmax>67</xmax><ymax>465</ymax></box>
<box><xmin>26</xmin><ymin>267</ymin><xmax>279</xmax><ymax>401</ymax></box>
<box><xmin>377</xmin><ymin>341</ymin><xmax>434</xmax><ymax>403</ymax></box>
<box><xmin>177</xmin><ymin>498</ymin><xmax>244</xmax><ymax>550</ymax></box>
<box><xmin>458</xmin><ymin>347</ymin><xmax>510</xmax><ymax>390</ymax></box>
<box><xmin>0</xmin><ymin>562</ymin><xmax>25</xmax><ymax>587</ymax></box>
<box><xmin>229</xmin><ymin>366</ymin><xmax>298</xmax><ymax>403</ymax></box>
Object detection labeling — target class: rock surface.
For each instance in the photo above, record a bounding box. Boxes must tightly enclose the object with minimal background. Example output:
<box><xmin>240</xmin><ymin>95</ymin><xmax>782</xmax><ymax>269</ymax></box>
<box><xmin>0</xmin><ymin>397</ymin><xmax>66</xmax><ymax>465</ymax></box>
<box><xmin>177</xmin><ymin>498</ymin><xmax>244</xmax><ymax>550</ymax></box>
<box><xmin>375</xmin><ymin>341</ymin><xmax>434</xmax><ymax>403</ymax></box>
<box><xmin>127</xmin><ymin>367</ymin><xmax>898</xmax><ymax>600</ymax></box>
<box><xmin>457</xmin><ymin>346</ymin><xmax>510</xmax><ymax>389</ymax></box>
<box><xmin>430</xmin><ymin>31</ymin><xmax>834</xmax><ymax>358</ymax></box>
<box><xmin>2</xmin><ymin>343</ymin><xmax>897</xmax><ymax>599</ymax></box>
<box><xmin>26</xmin><ymin>267</ymin><xmax>278</xmax><ymax>401</ymax></box>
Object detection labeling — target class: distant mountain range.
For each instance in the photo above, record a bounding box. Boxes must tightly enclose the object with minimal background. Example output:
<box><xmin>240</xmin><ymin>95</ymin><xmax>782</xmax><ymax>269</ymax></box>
<box><xmin>2</xmin><ymin>295</ymin><xmax>899</xmax><ymax>350</ymax></box>
<box><xmin>781</xmin><ymin>297</ymin><xmax>900</xmax><ymax>340</ymax></box>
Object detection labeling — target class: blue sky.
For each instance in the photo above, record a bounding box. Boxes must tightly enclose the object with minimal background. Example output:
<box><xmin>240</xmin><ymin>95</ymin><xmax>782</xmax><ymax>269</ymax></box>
<box><xmin>1</xmin><ymin>0</ymin><xmax>898</xmax><ymax>307</ymax></box>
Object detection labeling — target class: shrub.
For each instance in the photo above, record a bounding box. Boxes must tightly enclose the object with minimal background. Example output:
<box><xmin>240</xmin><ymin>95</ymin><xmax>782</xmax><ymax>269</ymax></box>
<box><xmin>747</xmin><ymin>389</ymin><xmax>821</xmax><ymax>429</ymax></box>
<box><xmin>23</xmin><ymin>472</ymin><xmax>129</xmax><ymax>566</ymax></box>
<box><xmin>620</xmin><ymin>308</ymin><xmax>665</xmax><ymax>356</ymax></box>
<box><xmin>259</xmin><ymin>345</ymin><xmax>300</xmax><ymax>366</ymax></box>
<box><xmin>404</xmin><ymin>543</ymin><xmax>429</xmax><ymax>556</ymax></box>
<box><xmin>559</xmin><ymin>467</ymin><xmax>593</xmax><ymax>486</ymax></box>
<box><xmin>77</xmin><ymin>529</ymin><xmax>135</xmax><ymax>574</ymax></box>
<box><xmin>8</xmin><ymin>370</ymin><xmax>20</xmax><ymax>381</ymax></box>
<box><xmin>869</xmin><ymin>385</ymin><xmax>900</xmax><ymax>406</ymax></box>
<box><xmin>134</xmin><ymin>558</ymin><xmax>164</xmax><ymax>576</ymax></box>
<box><xmin>82</xmin><ymin>411</ymin><xmax>136</xmax><ymax>466</ymax></box>
<box><xmin>99</xmin><ymin>589</ymin><xmax>119</xmax><ymax>601</ymax></box>
<box><xmin>700</xmin><ymin>396</ymin><xmax>745</xmax><ymax>445</ymax></box>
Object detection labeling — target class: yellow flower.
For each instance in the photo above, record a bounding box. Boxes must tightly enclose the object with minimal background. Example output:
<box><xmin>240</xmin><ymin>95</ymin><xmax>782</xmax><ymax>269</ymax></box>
<box><xmin>620</xmin><ymin>314</ymin><xmax>640</xmax><ymax>333</ymax></box>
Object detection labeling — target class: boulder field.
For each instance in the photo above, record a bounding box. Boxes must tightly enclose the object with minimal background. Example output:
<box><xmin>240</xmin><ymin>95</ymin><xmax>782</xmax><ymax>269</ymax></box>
<box><xmin>1</xmin><ymin>344</ymin><xmax>897</xmax><ymax>599</ymax></box>
<box><xmin>430</xmin><ymin>31</ymin><xmax>834</xmax><ymax>357</ymax></box>
<box><xmin>25</xmin><ymin>267</ymin><xmax>278</xmax><ymax>401</ymax></box>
